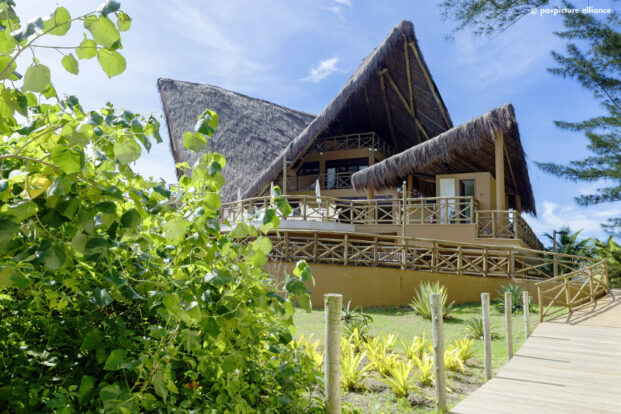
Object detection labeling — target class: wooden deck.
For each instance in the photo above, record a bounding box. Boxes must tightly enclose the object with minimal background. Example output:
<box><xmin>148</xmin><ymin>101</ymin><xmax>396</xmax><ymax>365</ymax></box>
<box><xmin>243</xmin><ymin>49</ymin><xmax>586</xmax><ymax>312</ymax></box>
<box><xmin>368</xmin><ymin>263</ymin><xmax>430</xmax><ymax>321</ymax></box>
<box><xmin>451</xmin><ymin>289</ymin><xmax>621</xmax><ymax>414</ymax></box>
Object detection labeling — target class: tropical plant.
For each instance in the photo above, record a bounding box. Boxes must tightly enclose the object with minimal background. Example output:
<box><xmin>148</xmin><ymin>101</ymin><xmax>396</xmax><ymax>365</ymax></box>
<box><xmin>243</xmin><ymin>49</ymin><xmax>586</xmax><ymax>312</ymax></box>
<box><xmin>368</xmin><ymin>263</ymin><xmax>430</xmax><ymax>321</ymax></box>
<box><xmin>545</xmin><ymin>227</ymin><xmax>594</xmax><ymax>257</ymax></box>
<box><xmin>464</xmin><ymin>317</ymin><xmax>498</xmax><ymax>340</ymax></box>
<box><xmin>409</xmin><ymin>281</ymin><xmax>454</xmax><ymax>319</ymax></box>
<box><xmin>594</xmin><ymin>237</ymin><xmax>621</xmax><ymax>288</ymax></box>
<box><xmin>364</xmin><ymin>333</ymin><xmax>396</xmax><ymax>358</ymax></box>
<box><xmin>496</xmin><ymin>284</ymin><xmax>532</xmax><ymax>314</ymax></box>
<box><xmin>0</xmin><ymin>2</ymin><xmax>320</xmax><ymax>412</ymax></box>
<box><xmin>411</xmin><ymin>352</ymin><xmax>434</xmax><ymax>386</ymax></box>
<box><xmin>342</xmin><ymin>300</ymin><xmax>373</xmax><ymax>338</ymax></box>
<box><xmin>294</xmin><ymin>335</ymin><xmax>323</xmax><ymax>371</ymax></box>
<box><xmin>451</xmin><ymin>338</ymin><xmax>476</xmax><ymax>363</ymax></box>
<box><xmin>376</xmin><ymin>359</ymin><xmax>425</xmax><ymax>399</ymax></box>
<box><xmin>340</xmin><ymin>344</ymin><xmax>373</xmax><ymax>392</ymax></box>
<box><xmin>343</xmin><ymin>319</ymin><xmax>370</xmax><ymax>340</ymax></box>
<box><xmin>400</xmin><ymin>334</ymin><xmax>432</xmax><ymax>361</ymax></box>
<box><xmin>347</xmin><ymin>327</ymin><xmax>366</xmax><ymax>353</ymax></box>
<box><xmin>444</xmin><ymin>347</ymin><xmax>466</xmax><ymax>373</ymax></box>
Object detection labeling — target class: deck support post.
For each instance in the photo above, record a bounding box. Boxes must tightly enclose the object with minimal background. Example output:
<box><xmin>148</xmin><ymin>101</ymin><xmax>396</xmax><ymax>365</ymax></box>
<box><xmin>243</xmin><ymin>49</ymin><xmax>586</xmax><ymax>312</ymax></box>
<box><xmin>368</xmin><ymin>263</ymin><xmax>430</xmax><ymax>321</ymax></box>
<box><xmin>431</xmin><ymin>293</ymin><xmax>446</xmax><ymax>413</ymax></box>
<box><xmin>324</xmin><ymin>294</ymin><xmax>342</xmax><ymax>414</ymax></box>
<box><xmin>495</xmin><ymin>130</ymin><xmax>505</xmax><ymax>210</ymax></box>
<box><xmin>523</xmin><ymin>291</ymin><xmax>531</xmax><ymax>338</ymax></box>
<box><xmin>482</xmin><ymin>293</ymin><xmax>492</xmax><ymax>380</ymax></box>
<box><xmin>282</xmin><ymin>156</ymin><xmax>287</xmax><ymax>195</ymax></box>
<box><xmin>505</xmin><ymin>292</ymin><xmax>514</xmax><ymax>359</ymax></box>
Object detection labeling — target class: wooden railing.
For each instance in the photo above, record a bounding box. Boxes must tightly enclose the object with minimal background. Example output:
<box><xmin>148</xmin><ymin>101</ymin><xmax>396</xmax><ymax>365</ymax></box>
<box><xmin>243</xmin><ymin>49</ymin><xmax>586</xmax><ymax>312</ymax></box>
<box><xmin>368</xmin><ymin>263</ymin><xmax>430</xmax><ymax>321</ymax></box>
<box><xmin>288</xmin><ymin>171</ymin><xmax>355</xmax><ymax>191</ymax></box>
<box><xmin>220</xmin><ymin>195</ymin><xmax>544</xmax><ymax>249</ymax></box>
<box><xmin>258</xmin><ymin>229</ymin><xmax>600</xmax><ymax>281</ymax></box>
<box><xmin>536</xmin><ymin>260</ymin><xmax>609</xmax><ymax>321</ymax></box>
<box><xmin>309</xmin><ymin>132</ymin><xmax>394</xmax><ymax>156</ymax></box>
<box><xmin>221</xmin><ymin>195</ymin><xmax>476</xmax><ymax>226</ymax></box>
<box><xmin>476</xmin><ymin>211</ymin><xmax>543</xmax><ymax>250</ymax></box>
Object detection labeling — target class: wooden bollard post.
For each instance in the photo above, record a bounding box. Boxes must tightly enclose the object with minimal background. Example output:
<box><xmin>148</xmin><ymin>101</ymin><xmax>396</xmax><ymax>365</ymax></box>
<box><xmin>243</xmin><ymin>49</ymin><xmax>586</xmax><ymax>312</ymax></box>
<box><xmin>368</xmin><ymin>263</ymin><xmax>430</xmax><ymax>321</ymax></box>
<box><xmin>430</xmin><ymin>293</ymin><xmax>446</xmax><ymax>413</ymax></box>
<box><xmin>481</xmin><ymin>293</ymin><xmax>492</xmax><ymax>381</ymax></box>
<box><xmin>324</xmin><ymin>294</ymin><xmax>342</xmax><ymax>414</ymax></box>
<box><xmin>523</xmin><ymin>291</ymin><xmax>531</xmax><ymax>338</ymax></box>
<box><xmin>505</xmin><ymin>292</ymin><xmax>514</xmax><ymax>359</ymax></box>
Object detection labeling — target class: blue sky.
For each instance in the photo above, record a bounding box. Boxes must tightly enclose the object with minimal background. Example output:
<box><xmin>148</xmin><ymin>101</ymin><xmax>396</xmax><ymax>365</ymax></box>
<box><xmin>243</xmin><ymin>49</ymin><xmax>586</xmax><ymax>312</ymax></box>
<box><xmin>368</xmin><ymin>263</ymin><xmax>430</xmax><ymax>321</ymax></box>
<box><xmin>21</xmin><ymin>0</ymin><xmax>619</xmax><ymax>242</ymax></box>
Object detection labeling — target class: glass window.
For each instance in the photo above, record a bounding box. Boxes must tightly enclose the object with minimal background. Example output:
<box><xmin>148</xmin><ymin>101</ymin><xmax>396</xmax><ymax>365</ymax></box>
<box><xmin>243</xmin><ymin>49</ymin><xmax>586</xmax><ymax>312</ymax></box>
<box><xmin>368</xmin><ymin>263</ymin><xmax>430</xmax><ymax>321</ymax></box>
<box><xmin>297</xmin><ymin>161</ymin><xmax>319</xmax><ymax>176</ymax></box>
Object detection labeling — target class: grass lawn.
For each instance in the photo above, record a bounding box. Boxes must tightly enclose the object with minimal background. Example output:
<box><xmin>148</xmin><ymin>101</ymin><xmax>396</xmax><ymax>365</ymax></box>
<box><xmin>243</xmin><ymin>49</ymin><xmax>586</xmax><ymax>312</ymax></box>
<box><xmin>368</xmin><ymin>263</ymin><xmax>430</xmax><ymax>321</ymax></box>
<box><xmin>293</xmin><ymin>301</ymin><xmax>544</xmax><ymax>413</ymax></box>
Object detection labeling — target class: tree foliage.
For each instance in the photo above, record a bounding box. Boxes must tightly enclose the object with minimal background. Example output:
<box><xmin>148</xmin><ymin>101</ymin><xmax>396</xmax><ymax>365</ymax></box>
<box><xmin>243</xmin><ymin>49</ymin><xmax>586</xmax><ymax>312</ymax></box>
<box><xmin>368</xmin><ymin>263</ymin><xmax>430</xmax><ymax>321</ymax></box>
<box><xmin>440</xmin><ymin>0</ymin><xmax>621</xmax><ymax>236</ymax></box>
<box><xmin>0</xmin><ymin>1</ymin><xmax>320</xmax><ymax>412</ymax></box>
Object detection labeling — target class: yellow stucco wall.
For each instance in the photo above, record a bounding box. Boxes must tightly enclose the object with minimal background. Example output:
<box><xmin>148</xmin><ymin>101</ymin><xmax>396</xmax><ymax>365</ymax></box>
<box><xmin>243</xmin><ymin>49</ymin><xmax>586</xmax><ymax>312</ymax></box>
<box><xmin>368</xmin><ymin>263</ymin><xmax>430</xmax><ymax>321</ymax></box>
<box><xmin>265</xmin><ymin>262</ymin><xmax>541</xmax><ymax>309</ymax></box>
<box><xmin>436</xmin><ymin>172</ymin><xmax>497</xmax><ymax>211</ymax></box>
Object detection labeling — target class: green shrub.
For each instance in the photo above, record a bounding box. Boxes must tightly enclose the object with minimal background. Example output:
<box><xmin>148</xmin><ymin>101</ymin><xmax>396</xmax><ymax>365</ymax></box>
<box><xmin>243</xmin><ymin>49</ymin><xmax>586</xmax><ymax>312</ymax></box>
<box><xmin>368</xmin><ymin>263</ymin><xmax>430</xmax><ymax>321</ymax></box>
<box><xmin>376</xmin><ymin>359</ymin><xmax>425</xmax><ymax>399</ymax></box>
<box><xmin>496</xmin><ymin>284</ymin><xmax>533</xmax><ymax>314</ymax></box>
<box><xmin>409</xmin><ymin>282</ymin><xmax>454</xmax><ymax>319</ymax></box>
<box><xmin>0</xmin><ymin>3</ymin><xmax>321</xmax><ymax>412</ymax></box>
<box><xmin>464</xmin><ymin>317</ymin><xmax>499</xmax><ymax>340</ymax></box>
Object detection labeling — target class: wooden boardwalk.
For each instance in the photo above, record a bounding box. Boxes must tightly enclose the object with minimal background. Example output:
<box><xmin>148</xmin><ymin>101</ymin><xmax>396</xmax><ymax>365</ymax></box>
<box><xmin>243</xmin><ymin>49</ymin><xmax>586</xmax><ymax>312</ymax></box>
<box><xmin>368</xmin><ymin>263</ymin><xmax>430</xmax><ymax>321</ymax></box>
<box><xmin>451</xmin><ymin>289</ymin><xmax>621</xmax><ymax>414</ymax></box>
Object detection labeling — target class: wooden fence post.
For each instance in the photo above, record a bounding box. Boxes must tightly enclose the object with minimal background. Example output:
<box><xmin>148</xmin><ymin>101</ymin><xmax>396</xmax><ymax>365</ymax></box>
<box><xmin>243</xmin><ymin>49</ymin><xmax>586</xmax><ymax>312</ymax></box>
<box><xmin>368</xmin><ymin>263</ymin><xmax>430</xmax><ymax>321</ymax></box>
<box><xmin>505</xmin><ymin>292</ymin><xmax>514</xmax><ymax>359</ymax></box>
<box><xmin>523</xmin><ymin>291</ymin><xmax>531</xmax><ymax>338</ymax></box>
<box><xmin>565</xmin><ymin>276</ymin><xmax>572</xmax><ymax>312</ymax></box>
<box><xmin>324</xmin><ymin>294</ymin><xmax>342</xmax><ymax>414</ymax></box>
<box><xmin>431</xmin><ymin>293</ymin><xmax>446</xmax><ymax>413</ymax></box>
<box><xmin>481</xmin><ymin>292</ymin><xmax>492</xmax><ymax>381</ymax></box>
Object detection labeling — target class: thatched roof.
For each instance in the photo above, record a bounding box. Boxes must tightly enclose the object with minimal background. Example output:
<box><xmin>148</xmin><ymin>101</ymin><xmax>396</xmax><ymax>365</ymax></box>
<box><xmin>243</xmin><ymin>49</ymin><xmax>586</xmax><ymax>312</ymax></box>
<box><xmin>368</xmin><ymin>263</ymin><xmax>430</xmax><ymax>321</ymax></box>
<box><xmin>243</xmin><ymin>20</ymin><xmax>453</xmax><ymax>198</ymax></box>
<box><xmin>351</xmin><ymin>103</ymin><xmax>537</xmax><ymax>215</ymax></box>
<box><xmin>158</xmin><ymin>79</ymin><xmax>315</xmax><ymax>202</ymax></box>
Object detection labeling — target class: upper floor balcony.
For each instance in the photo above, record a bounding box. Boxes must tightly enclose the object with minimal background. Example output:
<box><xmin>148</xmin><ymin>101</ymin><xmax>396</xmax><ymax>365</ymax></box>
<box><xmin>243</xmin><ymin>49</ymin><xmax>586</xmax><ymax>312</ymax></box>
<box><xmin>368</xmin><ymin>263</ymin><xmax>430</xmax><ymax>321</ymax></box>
<box><xmin>220</xmin><ymin>195</ymin><xmax>543</xmax><ymax>251</ymax></box>
<box><xmin>309</xmin><ymin>132</ymin><xmax>394</xmax><ymax>156</ymax></box>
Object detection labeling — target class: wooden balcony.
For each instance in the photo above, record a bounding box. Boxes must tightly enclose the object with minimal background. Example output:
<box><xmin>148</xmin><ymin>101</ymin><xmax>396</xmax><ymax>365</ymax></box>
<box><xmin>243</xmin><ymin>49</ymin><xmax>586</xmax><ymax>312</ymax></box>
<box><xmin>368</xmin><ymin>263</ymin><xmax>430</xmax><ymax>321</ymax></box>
<box><xmin>220</xmin><ymin>195</ymin><xmax>542</xmax><ymax>250</ymax></box>
<box><xmin>309</xmin><ymin>132</ymin><xmax>393</xmax><ymax>156</ymax></box>
<box><xmin>287</xmin><ymin>171</ymin><xmax>355</xmax><ymax>191</ymax></box>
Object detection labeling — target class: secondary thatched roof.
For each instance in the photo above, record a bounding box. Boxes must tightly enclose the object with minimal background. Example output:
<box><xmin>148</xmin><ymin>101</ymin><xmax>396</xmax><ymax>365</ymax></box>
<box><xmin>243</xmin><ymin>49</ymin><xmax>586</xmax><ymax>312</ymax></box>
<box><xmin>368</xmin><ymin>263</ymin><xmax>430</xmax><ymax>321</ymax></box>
<box><xmin>243</xmin><ymin>20</ymin><xmax>453</xmax><ymax>198</ymax></box>
<box><xmin>158</xmin><ymin>79</ymin><xmax>315</xmax><ymax>202</ymax></box>
<box><xmin>351</xmin><ymin>103</ymin><xmax>537</xmax><ymax>215</ymax></box>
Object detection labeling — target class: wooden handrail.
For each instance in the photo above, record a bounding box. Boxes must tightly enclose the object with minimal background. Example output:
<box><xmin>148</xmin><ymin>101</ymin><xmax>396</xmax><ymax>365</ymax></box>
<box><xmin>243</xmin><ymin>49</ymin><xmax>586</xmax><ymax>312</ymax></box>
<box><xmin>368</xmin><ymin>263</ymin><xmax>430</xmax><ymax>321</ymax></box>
<box><xmin>231</xmin><ymin>227</ymin><xmax>600</xmax><ymax>282</ymax></box>
<box><xmin>536</xmin><ymin>260</ymin><xmax>609</xmax><ymax>321</ymax></box>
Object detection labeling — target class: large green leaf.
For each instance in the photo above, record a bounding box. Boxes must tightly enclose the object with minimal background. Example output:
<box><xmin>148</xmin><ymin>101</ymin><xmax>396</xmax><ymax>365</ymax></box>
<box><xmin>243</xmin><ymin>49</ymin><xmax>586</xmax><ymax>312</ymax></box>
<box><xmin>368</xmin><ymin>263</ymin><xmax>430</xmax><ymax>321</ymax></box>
<box><xmin>61</xmin><ymin>53</ymin><xmax>79</xmax><ymax>75</ymax></box>
<box><xmin>38</xmin><ymin>244</ymin><xmax>66</xmax><ymax>270</ymax></box>
<box><xmin>0</xmin><ymin>29</ymin><xmax>16</xmax><ymax>53</ymax></box>
<box><xmin>97</xmin><ymin>48</ymin><xmax>126</xmax><ymax>78</ymax></box>
<box><xmin>163</xmin><ymin>218</ymin><xmax>188</xmax><ymax>243</ymax></box>
<box><xmin>103</xmin><ymin>349</ymin><xmax>126</xmax><ymax>370</ymax></box>
<box><xmin>120</xmin><ymin>209</ymin><xmax>141</xmax><ymax>228</ymax></box>
<box><xmin>22</xmin><ymin>64</ymin><xmax>51</xmax><ymax>93</ymax></box>
<box><xmin>0</xmin><ymin>218</ymin><xmax>18</xmax><ymax>244</ymax></box>
<box><xmin>0</xmin><ymin>56</ymin><xmax>16</xmax><ymax>80</ymax></box>
<box><xmin>78</xmin><ymin>375</ymin><xmax>96</xmax><ymax>405</ymax></box>
<box><xmin>50</xmin><ymin>146</ymin><xmax>84</xmax><ymax>174</ymax></box>
<box><xmin>194</xmin><ymin>109</ymin><xmax>219</xmax><ymax>136</ymax></box>
<box><xmin>76</xmin><ymin>35</ymin><xmax>97</xmax><ymax>60</ymax></box>
<box><xmin>84</xmin><ymin>15</ymin><xmax>120</xmax><ymax>49</ymax></box>
<box><xmin>117</xmin><ymin>11</ymin><xmax>132</xmax><ymax>31</ymax></box>
<box><xmin>113</xmin><ymin>136</ymin><xmax>141</xmax><ymax>164</ymax></box>
<box><xmin>43</xmin><ymin>7</ymin><xmax>71</xmax><ymax>36</ymax></box>
<box><xmin>81</xmin><ymin>328</ymin><xmax>104</xmax><ymax>350</ymax></box>
<box><xmin>182</xmin><ymin>131</ymin><xmax>206</xmax><ymax>152</ymax></box>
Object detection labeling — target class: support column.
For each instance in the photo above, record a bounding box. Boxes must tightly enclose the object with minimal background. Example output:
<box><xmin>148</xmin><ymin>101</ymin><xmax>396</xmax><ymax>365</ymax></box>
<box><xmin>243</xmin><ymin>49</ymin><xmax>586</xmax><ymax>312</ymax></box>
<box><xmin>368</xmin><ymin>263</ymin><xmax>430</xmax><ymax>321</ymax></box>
<box><xmin>407</xmin><ymin>174</ymin><xmax>413</xmax><ymax>197</ymax></box>
<box><xmin>515</xmin><ymin>195</ymin><xmax>522</xmax><ymax>212</ymax></box>
<box><xmin>495</xmin><ymin>131</ymin><xmax>505</xmax><ymax>210</ymax></box>
<box><xmin>366</xmin><ymin>187</ymin><xmax>374</xmax><ymax>200</ymax></box>
<box><xmin>282</xmin><ymin>156</ymin><xmax>288</xmax><ymax>195</ymax></box>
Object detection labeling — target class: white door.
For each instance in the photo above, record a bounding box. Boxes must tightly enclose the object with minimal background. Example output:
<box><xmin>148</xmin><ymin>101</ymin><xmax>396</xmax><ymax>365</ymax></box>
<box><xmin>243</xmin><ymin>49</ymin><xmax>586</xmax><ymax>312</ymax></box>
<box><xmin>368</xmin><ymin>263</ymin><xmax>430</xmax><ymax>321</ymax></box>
<box><xmin>439</xmin><ymin>178</ymin><xmax>455</xmax><ymax>224</ymax></box>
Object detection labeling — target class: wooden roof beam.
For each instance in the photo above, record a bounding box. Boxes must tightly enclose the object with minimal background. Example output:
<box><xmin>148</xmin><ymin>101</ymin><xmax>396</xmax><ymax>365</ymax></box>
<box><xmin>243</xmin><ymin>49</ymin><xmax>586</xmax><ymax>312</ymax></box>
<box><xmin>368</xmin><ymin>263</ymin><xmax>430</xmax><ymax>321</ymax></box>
<box><xmin>383</xmin><ymin>70</ymin><xmax>430</xmax><ymax>141</ymax></box>
<box><xmin>408</xmin><ymin>41</ymin><xmax>452</xmax><ymax>129</ymax></box>
<box><xmin>378</xmin><ymin>69</ymin><xmax>397</xmax><ymax>145</ymax></box>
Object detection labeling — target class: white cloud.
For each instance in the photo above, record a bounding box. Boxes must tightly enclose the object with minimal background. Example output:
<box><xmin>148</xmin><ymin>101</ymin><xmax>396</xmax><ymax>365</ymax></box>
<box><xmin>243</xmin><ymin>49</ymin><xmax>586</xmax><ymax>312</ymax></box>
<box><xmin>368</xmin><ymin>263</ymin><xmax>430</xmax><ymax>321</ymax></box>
<box><xmin>527</xmin><ymin>200</ymin><xmax>618</xmax><ymax>240</ymax></box>
<box><xmin>333</xmin><ymin>0</ymin><xmax>352</xmax><ymax>6</ymax></box>
<box><xmin>301</xmin><ymin>57</ymin><xmax>341</xmax><ymax>83</ymax></box>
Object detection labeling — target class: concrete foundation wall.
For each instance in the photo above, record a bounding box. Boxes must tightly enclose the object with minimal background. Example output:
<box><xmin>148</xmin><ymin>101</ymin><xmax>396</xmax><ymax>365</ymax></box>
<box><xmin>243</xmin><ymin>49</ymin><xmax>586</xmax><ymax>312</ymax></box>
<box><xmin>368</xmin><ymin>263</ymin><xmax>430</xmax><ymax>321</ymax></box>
<box><xmin>265</xmin><ymin>262</ymin><xmax>541</xmax><ymax>309</ymax></box>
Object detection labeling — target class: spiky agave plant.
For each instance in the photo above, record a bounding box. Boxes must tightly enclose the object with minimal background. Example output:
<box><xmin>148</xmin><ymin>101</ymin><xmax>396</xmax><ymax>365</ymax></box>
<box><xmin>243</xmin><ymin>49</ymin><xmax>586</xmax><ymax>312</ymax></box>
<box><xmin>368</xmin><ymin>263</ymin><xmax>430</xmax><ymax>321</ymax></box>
<box><xmin>340</xmin><ymin>344</ymin><xmax>373</xmax><ymax>392</ymax></box>
<box><xmin>409</xmin><ymin>282</ymin><xmax>454</xmax><ymax>319</ymax></box>
<box><xmin>376</xmin><ymin>359</ymin><xmax>426</xmax><ymax>398</ymax></box>
<box><xmin>411</xmin><ymin>352</ymin><xmax>434</xmax><ymax>386</ymax></box>
<box><xmin>400</xmin><ymin>333</ymin><xmax>432</xmax><ymax>360</ymax></box>
<box><xmin>452</xmin><ymin>337</ymin><xmax>476</xmax><ymax>363</ymax></box>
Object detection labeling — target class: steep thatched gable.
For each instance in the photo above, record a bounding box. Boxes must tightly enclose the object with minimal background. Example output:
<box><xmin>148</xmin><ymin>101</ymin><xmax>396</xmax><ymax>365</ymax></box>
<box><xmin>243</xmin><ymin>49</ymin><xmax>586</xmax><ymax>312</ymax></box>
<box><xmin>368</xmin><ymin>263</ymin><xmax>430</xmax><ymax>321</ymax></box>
<box><xmin>351</xmin><ymin>104</ymin><xmax>537</xmax><ymax>215</ymax></box>
<box><xmin>158</xmin><ymin>79</ymin><xmax>315</xmax><ymax>202</ymax></box>
<box><xmin>243</xmin><ymin>20</ymin><xmax>453</xmax><ymax>199</ymax></box>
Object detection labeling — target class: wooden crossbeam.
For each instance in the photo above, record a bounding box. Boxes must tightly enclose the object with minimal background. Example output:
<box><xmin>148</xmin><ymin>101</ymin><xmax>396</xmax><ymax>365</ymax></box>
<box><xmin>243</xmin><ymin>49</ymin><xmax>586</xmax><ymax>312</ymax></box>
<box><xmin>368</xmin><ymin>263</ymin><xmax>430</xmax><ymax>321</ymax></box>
<box><xmin>382</xmin><ymin>70</ymin><xmax>430</xmax><ymax>142</ymax></box>
<box><xmin>378</xmin><ymin>69</ymin><xmax>396</xmax><ymax>144</ymax></box>
<box><xmin>408</xmin><ymin>41</ymin><xmax>452</xmax><ymax>129</ymax></box>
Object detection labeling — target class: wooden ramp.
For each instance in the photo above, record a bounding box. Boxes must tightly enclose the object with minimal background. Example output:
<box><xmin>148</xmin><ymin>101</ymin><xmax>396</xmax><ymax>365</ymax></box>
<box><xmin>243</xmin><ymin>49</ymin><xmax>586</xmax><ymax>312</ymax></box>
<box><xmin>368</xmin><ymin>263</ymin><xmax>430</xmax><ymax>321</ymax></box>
<box><xmin>451</xmin><ymin>289</ymin><xmax>621</xmax><ymax>414</ymax></box>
